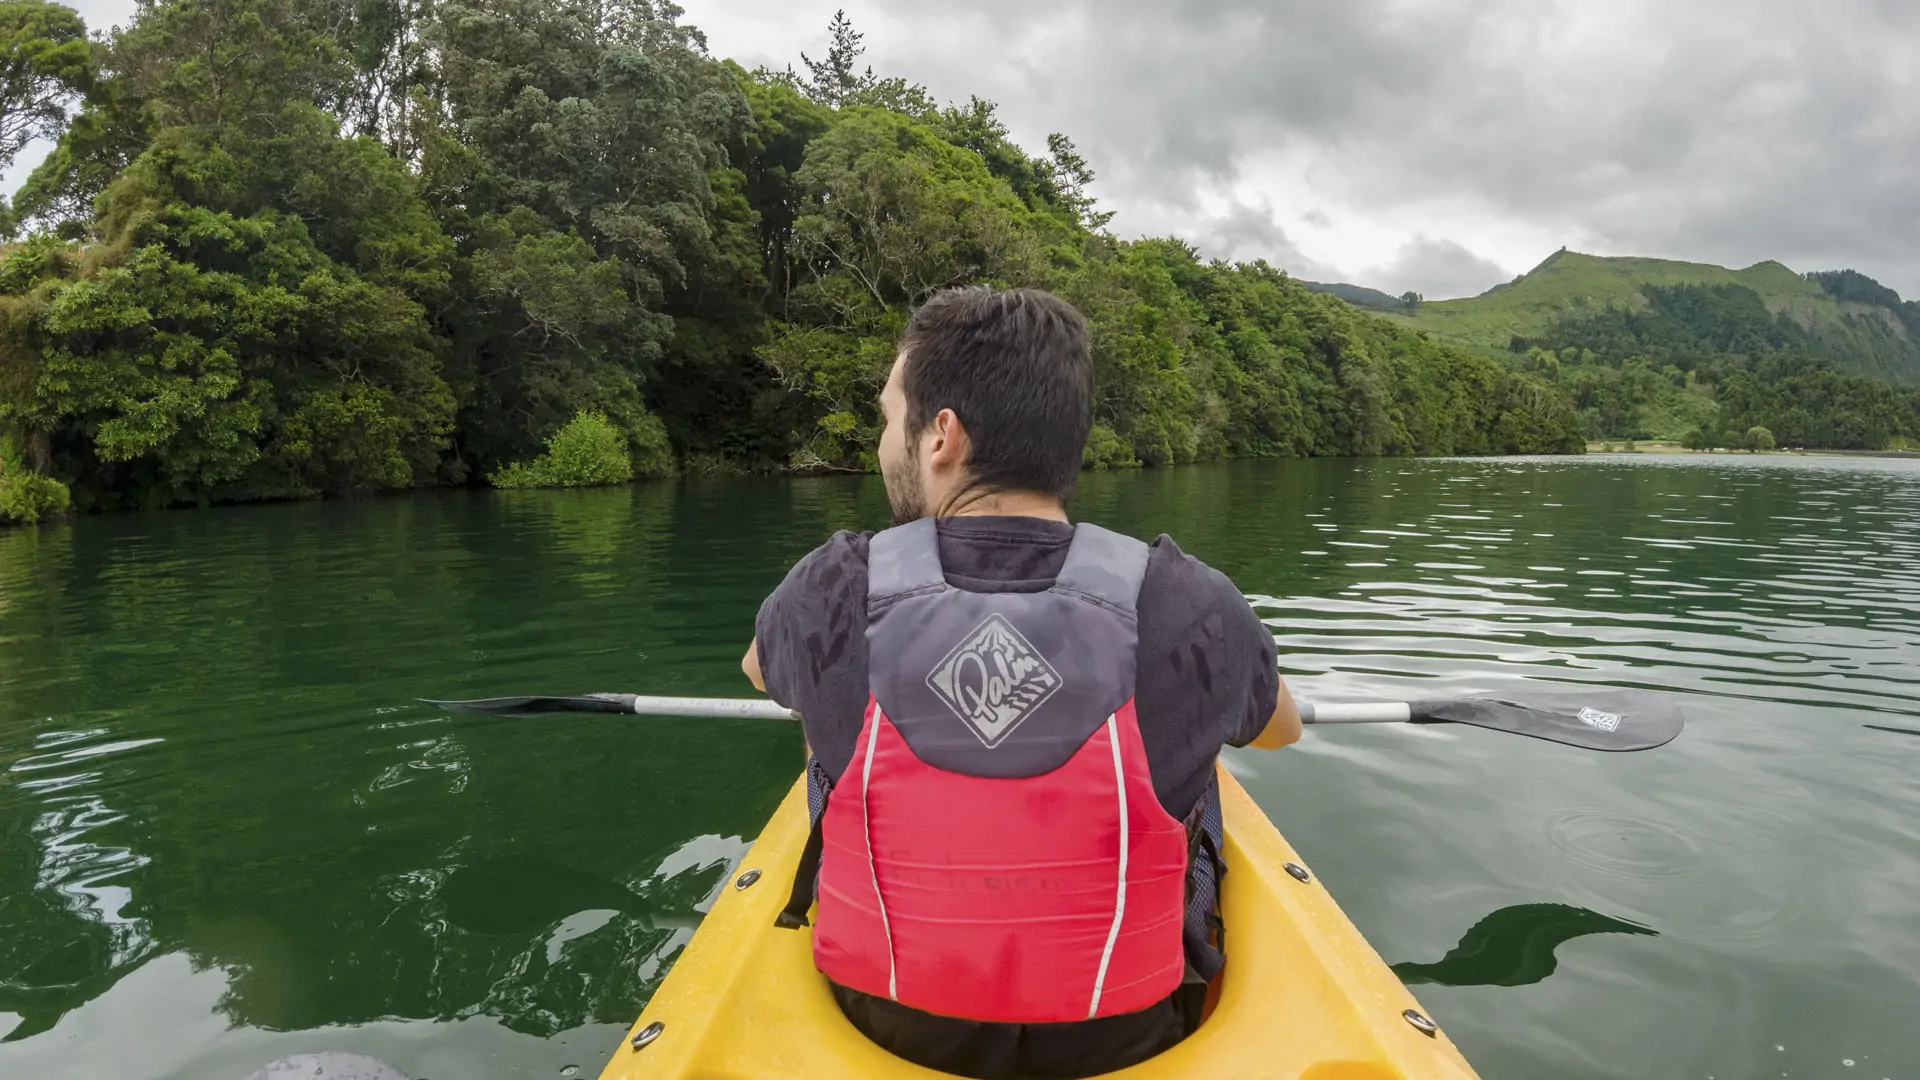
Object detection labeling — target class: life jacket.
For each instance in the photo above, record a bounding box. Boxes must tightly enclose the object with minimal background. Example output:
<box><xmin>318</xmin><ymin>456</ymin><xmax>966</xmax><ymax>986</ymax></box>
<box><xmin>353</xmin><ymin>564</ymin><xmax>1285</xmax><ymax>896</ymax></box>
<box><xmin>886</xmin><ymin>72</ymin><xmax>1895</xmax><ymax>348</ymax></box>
<box><xmin>783</xmin><ymin>518</ymin><xmax>1194</xmax><ymax>1024</ymax></box>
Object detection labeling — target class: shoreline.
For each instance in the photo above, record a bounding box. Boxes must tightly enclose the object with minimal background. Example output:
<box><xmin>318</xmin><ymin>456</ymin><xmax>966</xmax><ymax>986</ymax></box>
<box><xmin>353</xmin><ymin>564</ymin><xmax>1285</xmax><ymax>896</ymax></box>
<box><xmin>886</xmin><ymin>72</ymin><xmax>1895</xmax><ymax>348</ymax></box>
<box><xmin>1584</xmin><ymin>442</ymin><xmax>1920</xmax><ymax>459</ymax></box>
<box><xmin>11</xmin><ymin>447</ymin><xmax>1918</xmax><ymax>531</ymax></box>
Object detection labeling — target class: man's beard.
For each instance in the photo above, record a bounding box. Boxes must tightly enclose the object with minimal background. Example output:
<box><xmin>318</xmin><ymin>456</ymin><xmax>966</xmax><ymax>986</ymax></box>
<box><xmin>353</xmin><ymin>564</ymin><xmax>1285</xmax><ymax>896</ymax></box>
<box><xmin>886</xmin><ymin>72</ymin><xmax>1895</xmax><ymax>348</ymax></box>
<box><xmin>882</xmin><ymin>446</ymin><xmax>927</xmax><ymax>526</ymax></box>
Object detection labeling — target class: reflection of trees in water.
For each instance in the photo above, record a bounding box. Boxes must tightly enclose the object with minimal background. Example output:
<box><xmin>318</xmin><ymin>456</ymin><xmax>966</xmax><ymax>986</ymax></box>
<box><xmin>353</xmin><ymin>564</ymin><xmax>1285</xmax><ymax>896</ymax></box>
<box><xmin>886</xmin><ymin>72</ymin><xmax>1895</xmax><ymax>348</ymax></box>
<box><xmin>1</xmin><ymin>719</ymin><xmax>782</xmax><ymax>1038</ymax></box>
<box><xmin>2</xmin><ymin>728</ymin><xmax>160</xmax><ymax>1042</ymax></box>
<box><xmin>488</xmin><ymin>483</ymin><xmax>681</xmax><ymax>595</ymax></box>
<box><xmin>201</xmin><ymin>845</ymin><xmax>736</xmax><ymax>1038</ymax></box>
<box><xmin>0</xmin><ymin>489</ymin><xmax>801</xmax><ymax>1046</ymax></box>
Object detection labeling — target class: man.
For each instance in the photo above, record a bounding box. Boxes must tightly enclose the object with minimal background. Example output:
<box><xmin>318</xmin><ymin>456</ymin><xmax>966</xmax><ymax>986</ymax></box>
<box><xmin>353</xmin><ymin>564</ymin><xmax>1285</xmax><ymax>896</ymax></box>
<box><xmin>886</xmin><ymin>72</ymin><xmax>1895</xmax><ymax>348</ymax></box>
<box><xmin>743</xmin><ymin>286</ymin><xmax>1301</xmax><ymax>1079</ymax></box>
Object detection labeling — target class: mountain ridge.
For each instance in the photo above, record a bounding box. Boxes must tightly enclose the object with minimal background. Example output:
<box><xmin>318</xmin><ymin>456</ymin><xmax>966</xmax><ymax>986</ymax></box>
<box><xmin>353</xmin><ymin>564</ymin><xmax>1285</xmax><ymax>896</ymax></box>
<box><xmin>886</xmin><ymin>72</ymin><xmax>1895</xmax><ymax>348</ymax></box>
<box><xmin>1359</xmin><ymin>250</ymin><xmax>1920</xmax><ymax>385</ymax></box>
<box><xmin>1296</xmin><ymin>279</ymin><xmax>1407</xmax><ymax>311</ymax></box>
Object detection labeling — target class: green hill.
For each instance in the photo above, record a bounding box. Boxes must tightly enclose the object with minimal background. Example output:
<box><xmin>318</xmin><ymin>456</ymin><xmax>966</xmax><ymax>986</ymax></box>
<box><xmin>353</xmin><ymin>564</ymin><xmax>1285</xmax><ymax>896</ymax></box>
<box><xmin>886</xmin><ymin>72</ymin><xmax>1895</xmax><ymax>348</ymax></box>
<box><xmin>1381</xmin><ymin>250</ymin><xmax>1920</xmax><ymax>386</ymax></box>
<box><xmin>1299</xmin><ymin>279</ymin><xmax>1406</xmax><ymax>311</ymax></box>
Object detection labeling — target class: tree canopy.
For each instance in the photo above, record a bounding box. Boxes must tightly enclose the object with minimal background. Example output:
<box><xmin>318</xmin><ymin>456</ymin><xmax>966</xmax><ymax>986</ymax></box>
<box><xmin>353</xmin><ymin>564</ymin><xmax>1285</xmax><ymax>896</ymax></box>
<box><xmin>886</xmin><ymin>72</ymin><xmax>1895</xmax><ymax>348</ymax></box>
<box><xmin>1</xmin><ymin>2</ymin><xmax>1586</xmax><ymax>523</ymax></box>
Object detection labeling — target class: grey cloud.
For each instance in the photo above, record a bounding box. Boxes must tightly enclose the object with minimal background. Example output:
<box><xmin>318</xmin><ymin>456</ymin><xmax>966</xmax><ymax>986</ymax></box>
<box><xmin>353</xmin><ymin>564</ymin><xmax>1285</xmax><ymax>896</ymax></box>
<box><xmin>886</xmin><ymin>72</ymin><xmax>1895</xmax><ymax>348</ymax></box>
<box><xmin>688</xmin><ymin>0</ymin><xmax>1920</xmax><ymax>298</ymax></box>
<box><xmin>1366</xmin><ymin>237</ymin><xmax>1513</xmax><ymax>301</ymax></box>
<box><xmin>1189</xmin><ymin>202</ymin><xmax>1338</xmax><ymax>280</ymax></box>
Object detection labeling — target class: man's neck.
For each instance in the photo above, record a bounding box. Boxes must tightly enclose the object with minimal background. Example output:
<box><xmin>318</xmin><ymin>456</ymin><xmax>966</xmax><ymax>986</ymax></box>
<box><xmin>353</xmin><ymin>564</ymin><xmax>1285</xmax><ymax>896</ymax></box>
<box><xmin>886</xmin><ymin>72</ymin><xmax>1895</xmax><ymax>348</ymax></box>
<box><xmin>936</xmin><ymin>488</ymin><xmax>1069</xmax><ymax>523</ymax></box>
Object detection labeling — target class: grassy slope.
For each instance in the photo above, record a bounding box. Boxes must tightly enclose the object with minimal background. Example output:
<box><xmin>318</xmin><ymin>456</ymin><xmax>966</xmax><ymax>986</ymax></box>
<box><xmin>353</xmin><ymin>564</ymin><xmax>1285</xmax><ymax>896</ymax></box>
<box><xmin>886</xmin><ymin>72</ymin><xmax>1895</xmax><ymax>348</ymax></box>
<box><xmin>1377</xmin><ymin>250</ymin><xmax>1919</xmax><ymax>383</ymax></box>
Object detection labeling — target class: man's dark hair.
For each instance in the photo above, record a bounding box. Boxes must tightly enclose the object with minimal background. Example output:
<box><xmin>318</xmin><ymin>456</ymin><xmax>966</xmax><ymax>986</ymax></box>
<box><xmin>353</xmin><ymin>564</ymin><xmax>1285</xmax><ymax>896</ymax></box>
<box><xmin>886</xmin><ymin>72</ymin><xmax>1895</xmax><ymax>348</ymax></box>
<box><xmin>898</xmin><ymin>286</ymin><xmax>1093</xmax><ymax>501</ymax></box>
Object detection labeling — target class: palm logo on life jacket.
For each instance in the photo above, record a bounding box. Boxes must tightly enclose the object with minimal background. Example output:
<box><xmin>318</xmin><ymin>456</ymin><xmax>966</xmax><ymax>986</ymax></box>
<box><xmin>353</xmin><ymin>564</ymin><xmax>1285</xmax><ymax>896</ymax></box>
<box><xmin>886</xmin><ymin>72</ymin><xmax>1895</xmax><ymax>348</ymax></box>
<box><xmin>783</xmin><ymin>518</ymin><xmax>1194</xmax><ymax>1025</ymax></box>
<box><xmin>927</xmin><ymin>614</ymin><xmax>1062</xmax><ymax>747</ymax></box>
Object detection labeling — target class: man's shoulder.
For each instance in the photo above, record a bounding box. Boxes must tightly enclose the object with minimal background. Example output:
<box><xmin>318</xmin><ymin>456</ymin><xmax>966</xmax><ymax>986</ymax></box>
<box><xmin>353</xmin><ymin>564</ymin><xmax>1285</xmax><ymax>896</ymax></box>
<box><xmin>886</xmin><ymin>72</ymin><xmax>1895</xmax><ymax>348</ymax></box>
<box><xmin>811</xmin><ymin>528</ymin><xmax>875</xmax><ymax>563</ymax></box>
<box><xmin>1142</xmin><ymin>534</ymin><xmax>1241</xmax><ymax>598</ymax></box>
<box><xmin>775</xmin><ymin>529</ymin><xmax>873</xmax><ymax>593</ymax></box>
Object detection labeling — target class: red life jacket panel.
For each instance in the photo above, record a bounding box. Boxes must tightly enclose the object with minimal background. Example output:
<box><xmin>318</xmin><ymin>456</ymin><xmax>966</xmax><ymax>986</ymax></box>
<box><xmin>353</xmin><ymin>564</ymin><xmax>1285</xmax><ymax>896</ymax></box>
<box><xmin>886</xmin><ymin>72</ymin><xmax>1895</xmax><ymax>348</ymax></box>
<box><xmin>810</xmin><ymin>519</ymin><xmax>1190</xmax><ymax>1023</ymax></box>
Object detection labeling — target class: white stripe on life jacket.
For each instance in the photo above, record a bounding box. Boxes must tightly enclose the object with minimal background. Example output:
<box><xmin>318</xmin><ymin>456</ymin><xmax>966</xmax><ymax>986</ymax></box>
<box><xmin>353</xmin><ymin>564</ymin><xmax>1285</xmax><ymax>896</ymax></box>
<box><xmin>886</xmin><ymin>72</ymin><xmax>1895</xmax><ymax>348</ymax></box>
<box><xmin>1088</xmin><ymin>713</ymin><xmax>1128</xmax><ymax>1018</ymax></box>
<box><xmin>863</xmin><ymin>706</ymin><xmax>899</xmax><ymax>1001</ymax></box>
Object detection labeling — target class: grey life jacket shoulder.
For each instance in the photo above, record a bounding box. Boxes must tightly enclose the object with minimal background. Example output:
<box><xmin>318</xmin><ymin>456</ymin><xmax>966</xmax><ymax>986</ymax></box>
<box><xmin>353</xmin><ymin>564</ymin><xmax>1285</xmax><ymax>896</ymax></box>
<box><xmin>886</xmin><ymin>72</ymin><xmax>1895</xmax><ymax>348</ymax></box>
<box><xmin>864</xmin><ymin>517</ymin><xmax>1150</xmax><ymax>778</ymax></box>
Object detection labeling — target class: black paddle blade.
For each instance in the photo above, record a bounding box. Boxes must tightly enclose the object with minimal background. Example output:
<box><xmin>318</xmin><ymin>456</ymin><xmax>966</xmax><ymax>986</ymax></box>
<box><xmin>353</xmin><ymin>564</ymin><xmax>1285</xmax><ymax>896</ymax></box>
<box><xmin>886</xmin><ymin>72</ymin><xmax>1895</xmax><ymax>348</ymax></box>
<box><xmin>1412</xmin><ymin>690</ymin><xmax>1684</xmax><ymax>752</ymax></box>
<box><xmin>420</xmin><ymin>693</ymin><xmax>637</xmax><ymax>717</ymax></box>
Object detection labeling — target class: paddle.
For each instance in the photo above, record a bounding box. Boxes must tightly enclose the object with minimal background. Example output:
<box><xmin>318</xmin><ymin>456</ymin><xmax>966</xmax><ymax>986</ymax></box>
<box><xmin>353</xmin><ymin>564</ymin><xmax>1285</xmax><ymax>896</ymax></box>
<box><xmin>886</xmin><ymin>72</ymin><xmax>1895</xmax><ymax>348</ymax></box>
<box><xmin>423</xmin><ymin>687</ymin><xmax>1684</xmax><ymax>752</ymax></box>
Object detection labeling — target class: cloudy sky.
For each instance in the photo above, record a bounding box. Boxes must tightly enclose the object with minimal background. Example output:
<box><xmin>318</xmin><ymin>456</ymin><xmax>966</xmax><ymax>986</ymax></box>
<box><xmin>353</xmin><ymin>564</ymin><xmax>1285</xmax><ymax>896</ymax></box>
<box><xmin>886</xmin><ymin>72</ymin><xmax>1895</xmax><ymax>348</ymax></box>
<box><xmin>12</xmin><ymin>0</ymin><xmax>1919</xmax><ymax>300</ymax></box>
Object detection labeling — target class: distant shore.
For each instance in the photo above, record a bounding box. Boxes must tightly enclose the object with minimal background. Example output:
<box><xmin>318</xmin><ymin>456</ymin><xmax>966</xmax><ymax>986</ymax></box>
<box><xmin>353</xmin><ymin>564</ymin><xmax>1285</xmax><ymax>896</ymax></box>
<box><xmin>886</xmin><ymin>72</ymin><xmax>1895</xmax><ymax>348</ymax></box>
<box><xmin>1584</xmin><ymin>441</ymin><xmax>1920</xmax><ymax>459</ymax></box>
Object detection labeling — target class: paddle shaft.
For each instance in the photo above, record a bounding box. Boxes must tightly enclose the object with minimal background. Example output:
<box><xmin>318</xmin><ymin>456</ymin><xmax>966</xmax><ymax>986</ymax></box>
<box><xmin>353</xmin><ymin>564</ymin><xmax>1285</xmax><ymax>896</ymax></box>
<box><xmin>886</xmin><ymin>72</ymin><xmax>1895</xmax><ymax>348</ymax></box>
<box><xmin>592</xmin><ymin>695</ymin><xmax>1419</xmax><ymax>724</ymax></box>
<box><xmin>1300</xmin><ymin>702</ymin><xmax>1413</xmax><ymax>724</ymax></box>
<box><xmin>427</xmin><ymin>687</ymin><xmax>1682</xmax><ymax>751</ymax></box>
<box><xmin>625</xmin><ymin>695</ymin><xmax>797</xmax><ymax>721</ymax></box>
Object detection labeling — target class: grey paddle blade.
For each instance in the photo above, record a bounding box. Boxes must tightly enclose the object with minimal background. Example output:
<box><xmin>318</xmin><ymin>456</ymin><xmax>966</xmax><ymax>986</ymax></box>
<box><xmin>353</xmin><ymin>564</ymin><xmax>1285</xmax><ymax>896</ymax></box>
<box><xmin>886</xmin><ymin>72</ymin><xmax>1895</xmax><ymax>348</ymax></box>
<box><xmin>420</xmin><ymin>693</ymin><xmax>638</xmax><ymax>717</ymax></box>
<box><xmin>1411</xmin><ymin>690</ymin><xmax>1684</xmax><ymax>752</ymax></box>
<box><xmin>245</xmin><ymin>1054</ymin><xmax>408</xmax><ymax>1080</ymax></box>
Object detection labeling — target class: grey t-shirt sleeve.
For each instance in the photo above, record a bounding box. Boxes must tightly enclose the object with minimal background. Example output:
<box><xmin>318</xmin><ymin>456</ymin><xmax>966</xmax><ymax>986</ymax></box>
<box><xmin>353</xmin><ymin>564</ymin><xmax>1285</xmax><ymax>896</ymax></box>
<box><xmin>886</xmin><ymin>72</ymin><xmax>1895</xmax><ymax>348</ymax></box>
<box><xmin>1134</xmin><ymin>536</ymin><xmax>1279</xmax><ymax>820</ymax></box>
<box><xmin>753</xmin><ymin>530</ymin><xmax>874</xmax><ymax>784</ymax></box>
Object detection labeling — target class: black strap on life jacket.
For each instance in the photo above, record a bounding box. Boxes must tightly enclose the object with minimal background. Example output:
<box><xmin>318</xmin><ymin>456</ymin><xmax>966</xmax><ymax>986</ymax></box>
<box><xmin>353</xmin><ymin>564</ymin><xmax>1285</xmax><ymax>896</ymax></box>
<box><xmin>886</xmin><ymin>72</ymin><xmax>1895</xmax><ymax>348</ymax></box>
<box><xmin>776</xmin><ymin>814</ymin><xmax>825</xmax><ymax>930</ymax></box>
<box><xmin>1171</xmin><ymin>773</ymin><xmax>1227</xmax><ymax>1034</ymax></box>
<box><xmin>776</xmin><ymin>758</ymin><xmax>835</xmax><ymax>930</ymax></box>
<box><xmin>1182</xmin><ymin>773</ymin><xmax>1228</xmax><ymax>981</ymax></box>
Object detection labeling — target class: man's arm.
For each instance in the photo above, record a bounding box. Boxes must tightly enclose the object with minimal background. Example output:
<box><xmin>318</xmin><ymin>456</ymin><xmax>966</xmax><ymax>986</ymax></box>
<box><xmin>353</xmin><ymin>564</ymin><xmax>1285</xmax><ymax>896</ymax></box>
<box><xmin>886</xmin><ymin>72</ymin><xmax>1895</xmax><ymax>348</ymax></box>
<box><xmin>1250</xmin><ymin>675</ymin><xmax>1302</xmax><ymax>749</ymax></box>
<box><xmin>741</xmin><ymin>638</ymin><xmax>766</xmax><ymax>693</ymax></box>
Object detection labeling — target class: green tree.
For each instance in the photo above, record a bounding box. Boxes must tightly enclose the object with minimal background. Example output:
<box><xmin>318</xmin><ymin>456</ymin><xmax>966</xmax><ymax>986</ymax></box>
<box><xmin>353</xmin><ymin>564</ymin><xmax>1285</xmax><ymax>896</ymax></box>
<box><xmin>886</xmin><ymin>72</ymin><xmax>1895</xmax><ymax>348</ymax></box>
<box><xmin>0</xmin><ymin>0</ymin><xmax>91</xmax><ymax>168</ymax></box>
<box><xmin>24</xmin><ymin>142</ymin><xmax>456</xmax><ymax>504</ymax></box>
<box><xmin>787</xmin><ymin>109</ymin><xmax>1041</xmax><ymax>309</ymax></box>
<box><xmin>1</xmin><ymin>0</ymin><xmax>457</xmax><ymax>509</ymax></box>
<box><xmin>0</xmin><ymin>0</ymin><xmax>94</xmax><ymax>234</ymax></box>
<box><xmin>425</xmin><ymin>0</ymin><xmax>741</xmax><ymax>476</ymax></box>
<box><xmin>1745</xmin><ymin>425</ymin><xmax>1775</xmax><ymax>452</ymax></box>
<box><xmin>1043</xmin><ymin>132</ymin><xmax>1112</xmax><ymax>230</ymax></box>
<box><xmin>799</xmin><ymin>9</ymin><xmax>873</xmax><ymax>108</ymax></box>
<box><xmin>762</xmin><ymin>108</ymin><xmax>1044</xmax><ymax>468</ymax></box>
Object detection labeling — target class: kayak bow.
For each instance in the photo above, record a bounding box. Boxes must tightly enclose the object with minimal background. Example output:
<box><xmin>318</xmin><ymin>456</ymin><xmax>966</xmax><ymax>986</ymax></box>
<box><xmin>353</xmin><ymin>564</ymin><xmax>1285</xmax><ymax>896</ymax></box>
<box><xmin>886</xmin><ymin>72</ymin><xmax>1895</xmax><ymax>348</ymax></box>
<box><xmin>597</xmin><ymin>765</ymin><xmax>1479</xmax><ymax>1079</ymax></box>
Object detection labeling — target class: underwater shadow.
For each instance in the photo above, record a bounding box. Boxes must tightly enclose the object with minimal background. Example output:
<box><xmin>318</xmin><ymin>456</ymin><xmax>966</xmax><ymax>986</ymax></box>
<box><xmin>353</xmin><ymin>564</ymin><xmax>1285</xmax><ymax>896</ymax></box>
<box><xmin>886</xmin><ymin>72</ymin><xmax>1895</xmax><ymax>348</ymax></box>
<box><xmin>1392</xmin><ymin>902</ymin><xmax>1657</xmax><ymax>988</ymax></box>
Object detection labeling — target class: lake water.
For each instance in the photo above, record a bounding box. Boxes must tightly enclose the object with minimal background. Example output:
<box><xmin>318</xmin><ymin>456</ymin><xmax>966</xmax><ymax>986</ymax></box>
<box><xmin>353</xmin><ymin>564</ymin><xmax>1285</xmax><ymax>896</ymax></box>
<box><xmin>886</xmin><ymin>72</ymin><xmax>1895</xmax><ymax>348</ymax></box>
<box><xmin>3</xmin><ymin>454</ymin><xmax>1917</xmax><ymax>1080</ymax></box>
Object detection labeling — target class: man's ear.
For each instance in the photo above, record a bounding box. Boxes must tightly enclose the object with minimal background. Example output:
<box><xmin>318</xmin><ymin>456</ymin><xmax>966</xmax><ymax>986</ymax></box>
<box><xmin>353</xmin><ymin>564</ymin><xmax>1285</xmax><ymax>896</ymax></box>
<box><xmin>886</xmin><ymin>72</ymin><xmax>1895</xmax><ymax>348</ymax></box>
<box><xmin>927</xmin><ymin>408</ymin><xmax>968</xmax><ymax>469</ymax></box>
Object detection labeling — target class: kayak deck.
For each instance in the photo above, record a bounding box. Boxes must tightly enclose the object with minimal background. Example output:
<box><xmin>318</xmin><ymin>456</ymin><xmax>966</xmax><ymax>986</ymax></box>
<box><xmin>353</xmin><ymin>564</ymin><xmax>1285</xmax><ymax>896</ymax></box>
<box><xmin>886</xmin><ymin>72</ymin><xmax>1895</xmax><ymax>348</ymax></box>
<box><xmin>599</xmin><ymin>765</ymin><xmax>1478</xmax><ymax>1079</ymax></box>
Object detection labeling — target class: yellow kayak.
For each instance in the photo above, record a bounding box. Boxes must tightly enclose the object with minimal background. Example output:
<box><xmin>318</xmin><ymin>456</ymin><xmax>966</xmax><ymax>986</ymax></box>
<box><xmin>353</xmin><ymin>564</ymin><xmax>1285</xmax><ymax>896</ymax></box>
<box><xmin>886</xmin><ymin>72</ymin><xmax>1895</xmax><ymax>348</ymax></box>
<box><xmin>598</xmin><ymin>764</ymin><xmax>1479</xmax><ymax>1080</ymax></box>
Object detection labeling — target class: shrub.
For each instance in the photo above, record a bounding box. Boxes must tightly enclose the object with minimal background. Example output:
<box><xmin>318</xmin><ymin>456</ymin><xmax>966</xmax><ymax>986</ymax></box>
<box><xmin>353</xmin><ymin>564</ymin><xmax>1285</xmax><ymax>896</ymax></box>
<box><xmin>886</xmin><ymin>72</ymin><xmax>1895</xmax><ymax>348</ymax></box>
<box><xmin>1</xmin><ymin>430</ymin><xmax>73</xmax><ymax>524</ymax></box>
<box><xmin>490</xmin><ymin>411</ymin><xmax>636</xmax><ymax>488</ymax></box>
<box><xmin>1</xmin><ymin>472</ymin><xmax>72</xmax><ymax>524</ymax></box>
<box><xmin>1082</xmin><ymin>424</ymin><xmax>1139</xmax><ymax>470</ymax></box>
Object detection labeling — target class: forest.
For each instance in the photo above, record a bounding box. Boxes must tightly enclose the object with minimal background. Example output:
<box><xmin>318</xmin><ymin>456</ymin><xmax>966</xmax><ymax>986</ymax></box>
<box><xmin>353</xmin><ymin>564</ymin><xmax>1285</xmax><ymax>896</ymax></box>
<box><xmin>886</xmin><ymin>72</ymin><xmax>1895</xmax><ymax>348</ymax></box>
<box><xmin>0</xmin><ymin>1</ymin><xmax>1587</xmax><ymax>523</ymax></box>
<box><xmin>1510</xmin><ymin>279</ymin><xmax>1920</xmax><ymax>450</ymax></box>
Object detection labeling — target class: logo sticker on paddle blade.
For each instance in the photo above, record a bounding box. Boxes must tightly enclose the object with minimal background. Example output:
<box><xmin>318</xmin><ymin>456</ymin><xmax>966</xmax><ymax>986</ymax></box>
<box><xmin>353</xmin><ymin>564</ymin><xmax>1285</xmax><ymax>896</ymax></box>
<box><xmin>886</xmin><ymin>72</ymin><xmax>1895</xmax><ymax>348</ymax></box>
<box><xmin>927</xmin><ymin>614</ymin><xmax>1063</xmax><ymax>748</ymax></box>
<box><xmin>1577</xmin><ymin>706</ymin><xmax>1622</xmax><ymax>732</ymax></box>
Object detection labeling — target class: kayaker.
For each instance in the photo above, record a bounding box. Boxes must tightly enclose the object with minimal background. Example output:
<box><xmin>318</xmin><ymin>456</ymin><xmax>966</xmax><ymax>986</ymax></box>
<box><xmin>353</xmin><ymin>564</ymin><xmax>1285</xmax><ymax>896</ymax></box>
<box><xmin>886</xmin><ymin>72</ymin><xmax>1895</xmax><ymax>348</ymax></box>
<box><xmin>742</xmin><ymin>285</ymin><xmax>1302</xmax><ymax>1079</ymax></box>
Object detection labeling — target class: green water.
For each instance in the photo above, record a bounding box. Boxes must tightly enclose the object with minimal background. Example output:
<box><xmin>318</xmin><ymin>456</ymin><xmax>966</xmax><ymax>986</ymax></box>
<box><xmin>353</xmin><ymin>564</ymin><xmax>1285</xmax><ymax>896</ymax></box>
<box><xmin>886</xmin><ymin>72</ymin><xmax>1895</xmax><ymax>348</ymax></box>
<box><xmin>3</xmin><ymin>455</ymin><xmax>1918</xmax><ymax>1080</ymax></box>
